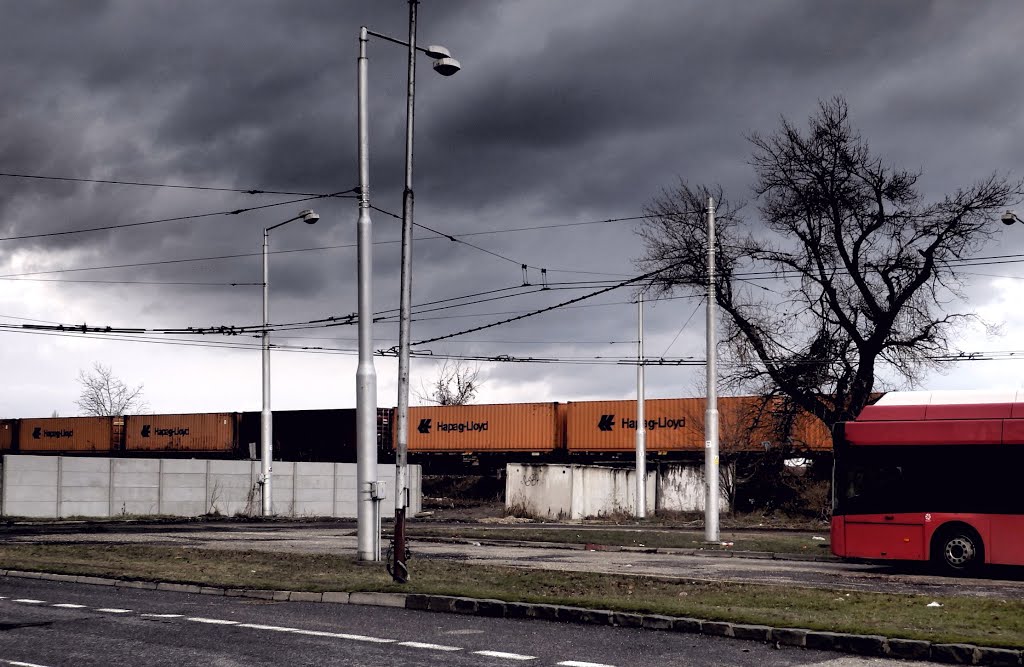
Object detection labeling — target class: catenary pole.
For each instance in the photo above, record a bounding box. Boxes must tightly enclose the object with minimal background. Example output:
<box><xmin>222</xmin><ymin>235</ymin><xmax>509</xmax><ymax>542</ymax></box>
<box><xmin>261</xmin><ymin>228</ymin><xmax>273</xmax><ymax>516</ymax></box>
<box><xmin>356</xmin><ymin>25</ymin><xmax>380</xmax><ymax>562</ymax></box>
<box><xmin>705</xmin><ymin>196</ymin><xmax>720</xmax><ymax>542</ymax></box>
<box><xmin>635</xmin><ymin>292</ymin><xmax>646</xmax><ymax>518</ymax></box>
<box><xmin>392</xmin><ymin>0</ymin><xmax>418</xmax><ymax>584</ymax></box>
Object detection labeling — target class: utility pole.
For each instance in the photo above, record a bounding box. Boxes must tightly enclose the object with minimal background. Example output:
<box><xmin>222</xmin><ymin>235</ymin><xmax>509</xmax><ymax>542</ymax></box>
<box><xmin>705</xmin><ymin>196</ymin><xmax>720</xmax><ymax>542</ymax></box>
<box><xmin>356</xmin><ymin>25</ymin><xmax>380</xmax><ymax>562</ymax></box>
<box><xmin>635</xmin><ymin>292</ymin><xmax>646</xmax><ymax>518</ymax></box>
<box><xmin>392</xmin><ymin>0</ymin><xmax>418</xmax><ymax>583</ymax></box>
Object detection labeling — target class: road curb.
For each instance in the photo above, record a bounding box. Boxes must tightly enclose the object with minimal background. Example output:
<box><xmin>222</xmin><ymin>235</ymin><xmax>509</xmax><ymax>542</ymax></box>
<box><xmin>3</xmin><ymin>568</ymin><xmax>1019</xmax><ymax>665</ymax></box>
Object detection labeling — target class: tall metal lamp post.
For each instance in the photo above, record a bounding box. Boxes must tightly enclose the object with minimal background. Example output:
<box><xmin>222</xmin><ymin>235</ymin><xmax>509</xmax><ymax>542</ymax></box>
<box><xmin>356</xmin><ymin>0</ymin><xmax>460</xmax><ymax>569</ymax></box>
<box><xmin>262</xmin><ymin>209</ymin><xmax>319</xmax><ymax>517</ymax></box>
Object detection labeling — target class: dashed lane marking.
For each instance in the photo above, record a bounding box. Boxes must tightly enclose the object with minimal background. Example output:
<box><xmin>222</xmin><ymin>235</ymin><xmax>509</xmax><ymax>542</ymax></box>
<box><xmin>397</xmin><ymin>641</ymin><xmax>462</xmax><ymax>652</ymax></box>
<box><xmin>236</xmin><ymin>623</ymin><xmax>395</xmax><ymax>644</ymax></box>
<box><xmin>4</xmin><ymin>660</ymin><xmax>54</xmax><ymax>667</ymax></box>
<box><xmin>95</xmin><ymin>608</ymin><xmax>132</xmax><ymax>614</ymax></box>
<box><xmin>141</xmin><ymin>613</ymin><xmax>183</xmax><ymax>618</ymax></box>
<box><xmin>51</xmin><ymin>604</ymin><xmax>86</xmax><ymax>609</ymax></box>
<box><xmin>473</xmin><ymin>650</ymin><xmax>537</xmax><ymax>661</ymax></box>
<box><xmin>559</xmin><ymin>662</ymin><xmax>618</xmax><ymax>667</ymax></box>
<box><xmin>187</xmin><ymin>617</ymin><xmax>239</xmax><ymax>625</ymax></box>
<box><xmin>11</xmin><ymin>600</ymin><xmax>45</xmax><ymax>604</ymax></box>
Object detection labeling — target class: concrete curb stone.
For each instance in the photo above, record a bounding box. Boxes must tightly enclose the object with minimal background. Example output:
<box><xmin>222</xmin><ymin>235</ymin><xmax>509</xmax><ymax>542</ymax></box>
<box><xmin>701</xmin><ymin>621</ymin><xmax>735</xmax><ymax>637</ymax></box>
<box><xmin>888</xmin><ymin>638</ymin><xmax>932</xmax><ymax>661</ymax></box>
<box><xmin>2</xmin><ymin>569</ymin><xmax>1021</xmax><ymax>665</ymax></box>
<box><xmin>322</xmin><ymin>591</ymin><xmax>350</xmax><ymax>604</ymax></box>
<box><xmin>349</xmin><ymin>592</ymin><xmax>406</xmax><ymax>608</ymax></box>
<box><xmin>770</xmin><ymin>627</ymin><xmax>807</xmax><ymax>647</ymax></box>
<box><xmin>930</xmin><ymin>643</ymin><xmax>982</xmax><ymax>664</ymax></box>
<box><xmin>731</xmin><ymin>624</ymin><xmax>773</xmax><ymax>642</ymax></box>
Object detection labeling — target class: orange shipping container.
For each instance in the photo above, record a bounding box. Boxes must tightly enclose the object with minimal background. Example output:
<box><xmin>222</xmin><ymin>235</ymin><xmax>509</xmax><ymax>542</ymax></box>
<box><xmin>18</xmin><ymin>417</ymin><xmax>112</xmax><ymax>452</ymax></box>
<box><xmin>566</xmin><ymin>396</ymin><xmax>833</xmax><ymax>452</ymax></box>
<box><xmin>0</xmin><ymin>420</ymin><xmax>15</xmax><ymax>450</ymax></box>
<box><xmin>404</xmin><ymin>403</ymin><xmax>560</xmax><ymax>452</ymax></box>
<box><xmin>566</xmin><ymin>399</ymin><xmax>705</xmax><ymax>451</ymax></box>
<box><xmin>125</xmin><ymin>413</ymin><xmax>236</xmax><ymax>452</ymax></box>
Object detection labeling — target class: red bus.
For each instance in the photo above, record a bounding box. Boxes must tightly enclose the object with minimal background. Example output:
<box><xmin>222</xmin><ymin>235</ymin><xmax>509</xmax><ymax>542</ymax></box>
<box><xmin>831</xmin><ymin>390</ymin><xmax>1024</xmax><ymax>573</ymax></box>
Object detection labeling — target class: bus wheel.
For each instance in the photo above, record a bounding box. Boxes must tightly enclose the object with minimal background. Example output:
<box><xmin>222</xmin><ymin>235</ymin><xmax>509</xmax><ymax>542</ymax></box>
<box><xmin>933</xmin><ymin>527</ymin><xmax>983</xmax><ymax>574</ymax></box>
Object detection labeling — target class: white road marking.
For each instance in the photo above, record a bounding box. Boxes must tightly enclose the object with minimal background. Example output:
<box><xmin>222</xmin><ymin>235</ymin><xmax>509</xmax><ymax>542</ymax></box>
<box><xmin>398</xmin><ymin>641</ymin><xmax>462</xmax><ymax>652</ymax></box>
<box><xmin>11</xmin><ymin>599</ymin><xmax>45</xmax><ymax>604</ymax></box>
<box><xmin>95</xmin><ymin>608</ymin><xmax>132</xmax><ymax>614</ymax></box>
<box><xmin>141</xmin><ymin>613</ymin><xmax>183</xmax><ymax>618</ymax></box>
<box><xmin>5</xmin><ymin>660</ymin><xmax>54</xmax><ymax>667</ymax></box>
<box><xmin>236</xmin><ymin>623</ymin><xmax>395</xmax><ymax>644</ymax></box>
<box><xmin>187</xmin><ymin>617</ymin><xmax>238</xmax><ymax>625</ymax></box>
<box><xmin>473</xmin><ymin>650</ymin><xmax>537</xmax><ymax>661</ymax></box>
<box><xmin>51</xmin><ymin>604</ymin><xmax>87</xmax><ymax>609</ymax></box>
<box><xmin>559</xmin><ymin>662</ymin><xmax>617</xmax><ymax>667</ymax></box>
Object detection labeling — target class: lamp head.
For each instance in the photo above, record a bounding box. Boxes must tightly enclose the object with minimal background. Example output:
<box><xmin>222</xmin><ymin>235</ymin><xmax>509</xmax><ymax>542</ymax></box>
<box><xmin>301</xmin><ymin>209</ymin><xmax>319</xmax><ymax>225</ymax></box>
<box><xmin>432</xmin><ymin>57</ymin><xmax>461</xmax><ymax>76</ymax></box>
<box><xmin>1002</xmin><ymin>210</ymin><xmax>1018</xmax><ymax>226</ymax></box>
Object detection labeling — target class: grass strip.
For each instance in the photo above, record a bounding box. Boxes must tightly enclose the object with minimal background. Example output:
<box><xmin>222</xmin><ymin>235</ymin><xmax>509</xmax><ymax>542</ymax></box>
<box><xmin>406</xmin><ymin>526</ymin><xmax>831</xmax><ymax>554</ymax></box>
<box><xmin>0</xmin><ymin>543</ymin><xmax>1020</xmax><ymax>648</ymax></box>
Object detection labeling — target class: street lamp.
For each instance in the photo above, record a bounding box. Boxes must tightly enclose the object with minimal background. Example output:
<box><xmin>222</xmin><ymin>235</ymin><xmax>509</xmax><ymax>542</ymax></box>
<box><xmin>262</xmin><ymin>208</ymin><xmax>319</xmax><ymax>517</ymax></box>
<box><xmin>356</xmin><ymin>1</ymin><xmax>460</xmax><ymax>572</ymax></box>
<box><xmin>1002</xmin><ymin>210</ymin><xmax>1023</xmax><ymax>225</ymax></box>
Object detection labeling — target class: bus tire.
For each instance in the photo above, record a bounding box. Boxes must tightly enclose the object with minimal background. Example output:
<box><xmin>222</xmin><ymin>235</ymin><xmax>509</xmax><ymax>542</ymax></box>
<box><xmin>932</xmin><ymin>525</ymin><xmax>984</xmax><ymax>575</ymax></box>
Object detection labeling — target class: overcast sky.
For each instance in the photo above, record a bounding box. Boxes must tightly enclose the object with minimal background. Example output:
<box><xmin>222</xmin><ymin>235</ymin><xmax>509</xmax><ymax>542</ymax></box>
<box><xmin>1</xmin><ymin>0</ymin><xmax>1023</xmax><ymax>418</ymax></box>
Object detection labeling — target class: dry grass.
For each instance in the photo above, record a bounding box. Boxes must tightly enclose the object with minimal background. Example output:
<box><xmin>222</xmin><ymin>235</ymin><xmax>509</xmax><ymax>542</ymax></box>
<box><xmin>0</xmin><ymin>543</ymin><xmax>1021</xmax><ymax>648</ymax></box>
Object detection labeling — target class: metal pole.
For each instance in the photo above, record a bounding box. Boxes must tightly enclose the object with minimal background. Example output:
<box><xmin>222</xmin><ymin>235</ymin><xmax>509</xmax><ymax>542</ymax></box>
<box><xmin>356</xmin><ymin>25</ymin><xmax>380</xmax><ymax>562</ymax></box>
<box><xmin>705</xmin><ymin>196</ymin><xmax>720</xmax><ymax>542</ymax></box>
<box><xmin>392</xmin><ymin>0</ymin><xmax>418</xmax><ymax>584</ymax></box>
<box><xmin>261</xmin><ymin>228</ymin><xmax>273</xmax><ymax>516</ymax></box>
<box><xmin>635</xmin><ymin>293</ymin><xmax>646</xmax><ymax>518</ymax></box>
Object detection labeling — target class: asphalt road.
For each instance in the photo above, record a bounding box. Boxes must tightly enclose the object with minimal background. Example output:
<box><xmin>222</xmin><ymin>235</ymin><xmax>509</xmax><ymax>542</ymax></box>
<box><xmin>5</xmin><ymin>521</ymin><xmax>1023</xmax><ymax>599</ymax></box>
<box><xmin>0</xmin><ymin>577</ymin><xmax>948</xmax><ymax>667</ymax></box>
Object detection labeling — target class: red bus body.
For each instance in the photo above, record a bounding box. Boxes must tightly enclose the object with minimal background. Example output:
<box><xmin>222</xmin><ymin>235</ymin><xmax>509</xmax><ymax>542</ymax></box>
<box><xmin>831</xmin><ymin>390</ymin><xmax>1024</xmax><ymax>569</ymax></box>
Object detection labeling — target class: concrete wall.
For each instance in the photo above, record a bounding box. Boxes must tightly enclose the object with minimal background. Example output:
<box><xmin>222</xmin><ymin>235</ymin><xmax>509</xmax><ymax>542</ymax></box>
<box><xmin>1</xmin><ymin>455</ymin><xmax>420</xmax><ymax>519</ymax></box>
<box><xmin>506</xmin><ymin>462</ymin><xmax>728</xmax><ymax>520</ymax></box>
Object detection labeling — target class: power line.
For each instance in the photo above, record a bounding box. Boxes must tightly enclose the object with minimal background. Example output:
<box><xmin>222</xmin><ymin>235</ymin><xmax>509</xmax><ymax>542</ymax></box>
<box><xmin>0</xmin><ymin>192</ymin><xmax>350</xmax><ymax>243</ymax></box>
<box><xmin>0</xmin><ymin>277</ymin><xmax>260</xmax><ymax>286</ymax></box>
<box><xmin>0</xmin><ymin>171</ymin><xmax>349</xmax><ymax>197</ymax></box>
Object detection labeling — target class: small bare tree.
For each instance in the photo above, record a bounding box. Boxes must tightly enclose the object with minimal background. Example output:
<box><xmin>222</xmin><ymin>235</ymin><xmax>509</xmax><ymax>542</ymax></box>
<box><xmin>415</xmin><ymin>359</ymin><xmax>483</xmax><ymax>406</ymax></box>
<box><xmin>75</xmin><ymin>362</ymin><xmax>147</xmax><ymax>416</ymax></box>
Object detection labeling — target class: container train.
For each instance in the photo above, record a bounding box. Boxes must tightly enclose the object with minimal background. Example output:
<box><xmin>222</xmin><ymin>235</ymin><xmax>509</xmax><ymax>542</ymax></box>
<box><xmin>0</xmin><ymin>396</ymin><xmax>833</xmax><ymax>473</ymax></box>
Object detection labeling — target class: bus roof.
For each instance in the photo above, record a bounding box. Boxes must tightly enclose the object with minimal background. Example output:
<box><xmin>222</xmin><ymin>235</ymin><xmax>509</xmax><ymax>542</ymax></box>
<box><xmin>874</xmin><ymin>390</ymin><xmax>1024</xmax><ymax>406</ymax></box>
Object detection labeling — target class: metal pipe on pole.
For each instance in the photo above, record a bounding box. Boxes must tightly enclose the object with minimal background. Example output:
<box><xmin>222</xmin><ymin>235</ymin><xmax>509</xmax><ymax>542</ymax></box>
<box><xmin>261</xmin><ymin>229</ymin><xmax>273</xmax><ymax>516</ymax></box>
<box><xmin>356</xmin><ymin>25</ymin><xmax>380</xmax><ymax>562</ymax></box>
<box><xmin>635</xmin><ymin>292</ymin><xmax>646</xmax><ymax>519</ymax></box>
<box><xmin>392</xmin><ymin>0</ymin><xmax>418</xmax><ymax>584</ymax></box>
<box><xmin>705</xmin><ymin>196</ymin><xmax>720</xmax><ymax>543</ymax></box>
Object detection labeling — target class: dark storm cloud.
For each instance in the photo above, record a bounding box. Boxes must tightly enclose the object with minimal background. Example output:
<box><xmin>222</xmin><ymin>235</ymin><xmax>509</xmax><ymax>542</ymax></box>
<box><xmin>1</xmin><ymin>0</ymin><xmax>1022</xmax><ymax>414</ymax></box>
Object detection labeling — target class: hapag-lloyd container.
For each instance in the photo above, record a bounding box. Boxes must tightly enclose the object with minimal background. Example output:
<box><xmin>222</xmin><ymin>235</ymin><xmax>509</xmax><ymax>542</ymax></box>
<box><xmin>404</xmin><ymin>402</ymin><xmax>560</xmax><ymax>452</ymax></box>
<box><xmin>18</xmin><ymin>416</ymin><xmax>113</xmax><ymax>452</ymax></box>
<box><xmin>566</xmin><ymin>398</ymin><xmax>703</xmax><ymax>451</ymax></box>
<box><xmin>566</xmin><ymin>397</ymin><xmax>833</xmax><ymax>452</ymax></box>
<box><xmin>125</xmin><ymin>413</ymin><xmax>236</xmax><ymax>452</ymax></box>
<box><xmin>0</xmin><ymin>419</ymin><xmax>16</xmax><ymax>450</ymax></box>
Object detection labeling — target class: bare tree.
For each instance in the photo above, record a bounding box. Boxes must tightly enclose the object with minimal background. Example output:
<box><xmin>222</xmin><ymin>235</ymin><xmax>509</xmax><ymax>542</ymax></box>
<box><xmin>639</xmin><ymin>97</ymin><xmax>1020</xmax><ymax>428</ymax></box>
<box><xmin>75</xmin><ymin>362</ymin><xmax>147</xmax><ymax>416</ymax></box>
<box><xmin>415</xmin><ymin>359</ymin><xmax>483</xmax><ymax>406</ymax></box>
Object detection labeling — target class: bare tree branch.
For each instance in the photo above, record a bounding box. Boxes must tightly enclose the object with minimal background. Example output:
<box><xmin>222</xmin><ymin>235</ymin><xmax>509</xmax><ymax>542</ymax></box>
<box><xmin>74</xmin><ymin>362</ymin><xmax>148</xmax><ymax>416</ymax></box>
<box><xmin>414</xmin><ymin>359</ymin><xmax>484</xmax><ymax>406</ymax></box>
<box><xmin>638</xmin><ymin>96</ymin><xmax>1022</xmax><ymax>428</ymax></box>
